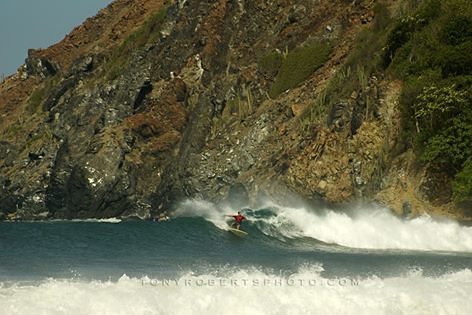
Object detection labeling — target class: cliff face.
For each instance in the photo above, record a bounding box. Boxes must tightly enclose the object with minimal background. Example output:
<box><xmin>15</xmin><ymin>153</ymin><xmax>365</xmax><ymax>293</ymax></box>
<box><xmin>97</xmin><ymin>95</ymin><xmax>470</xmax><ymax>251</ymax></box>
<box><xmin>0</xmin><ymin>0</ymin><xmax>470</xmax><ymax>221</ymax></box>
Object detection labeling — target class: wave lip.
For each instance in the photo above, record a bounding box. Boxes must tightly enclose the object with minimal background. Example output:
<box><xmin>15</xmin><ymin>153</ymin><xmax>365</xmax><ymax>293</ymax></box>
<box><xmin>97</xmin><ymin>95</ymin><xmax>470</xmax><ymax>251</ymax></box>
<box><xmin>179</xmin><ymin>199</ymin><xmax>472</xmax><ymax>252</ymax></box>
<box><xmin>277</xmin><ymin>206</ymin><xmax>472</xmax><ymax>252</ymax></box>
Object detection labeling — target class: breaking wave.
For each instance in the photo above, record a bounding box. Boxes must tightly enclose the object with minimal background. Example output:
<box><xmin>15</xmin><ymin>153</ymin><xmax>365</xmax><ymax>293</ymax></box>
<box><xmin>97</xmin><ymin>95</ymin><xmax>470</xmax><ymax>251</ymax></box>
<box><xmin>178</xmin><ymin>200</ymin><xmax>472</xmax><ymax>252</ymax></box>
<box><xmin>1</xmin><ymin>266</ymin><xmax>471</xmax><ymax>315</ymax></box>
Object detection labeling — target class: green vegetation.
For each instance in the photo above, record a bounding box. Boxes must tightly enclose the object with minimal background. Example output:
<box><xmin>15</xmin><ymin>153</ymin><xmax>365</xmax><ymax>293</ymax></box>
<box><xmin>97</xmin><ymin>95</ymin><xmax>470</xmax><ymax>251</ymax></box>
<box><xmin>453</xmin><ymin>158</ymin><xmax>472</xmax><ymax>202</ymax></box>
<box><xmin>258</xmin><ymin>51</ymin><xmax>283</xmax><ymax>79</ymax></box>
<box><xmin>103</xmin><ymin>7</ymin><xmax>168</xmax><ymax>80</ymax></box>
<box><xmin>344</xmin><ymin>3</ymin><xmax>393</xmax><ymax>73</ymax></box>
<box><xmin>415</xmin><ymin>85</ymin><xmax>472</xmax><ymax>168</ymax></box>
<box><xmin>28</xmin><ymin>86</ymin><xmax>47</xmax><ymax>113</ymax></box>
<box><xmin>382</xmin><ymin>0</ymin><xmax>441</xmax><ymax>68</ymax></box>
<box><xmin>210</xmin><ymin>86</ymin><xmax>255</xmax><ymax>138</ymax></box>
<box><xmin>222</xmin><ymin>86</ymin><xmax>254</xmax><ymax>120</ymax></box>
<box><xmin>298</xmin><ymin>2</ymin><xmax>393</xmax><ymax>132</ymax></box>
<box><xmin>294</xmin><ymin>0</ymin><xmax>471</xmax><ymax>203</ymax></box>
<box><xmin>385</xmin><ymin>0</ymin><xmax>472</xmax><ymax>202</ymax></box>
<box><xmin>299</xmin><ymin>89</ymin><xmax>327</xmax><ymax>134</ymax></box>
<box><xmin>269</xmin><ymin>41</ymin><xmax>331</xmax><ymax>98</ymax></box>
<box><xmin>4</xmin><ymin>123</ymin><xmax>22</xmax><ymax>138</ymax></box>
<box><xmin>27</xmin><ymin>75</ymin><xmax>60</xmax><ymax>113</ymax></box>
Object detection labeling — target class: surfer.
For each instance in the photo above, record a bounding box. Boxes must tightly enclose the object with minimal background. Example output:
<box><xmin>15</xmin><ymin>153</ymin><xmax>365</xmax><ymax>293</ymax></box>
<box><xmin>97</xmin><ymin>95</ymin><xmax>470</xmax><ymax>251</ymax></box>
<box><xmin>226</xmin><ymin>211</ymin><xmax>246</xmax><ymax>230</ymax></box>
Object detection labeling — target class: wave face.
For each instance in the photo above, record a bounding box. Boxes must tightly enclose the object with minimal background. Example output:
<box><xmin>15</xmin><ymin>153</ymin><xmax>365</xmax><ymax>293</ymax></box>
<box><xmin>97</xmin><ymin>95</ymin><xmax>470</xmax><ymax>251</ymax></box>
<box><xmin>1</xmin><ymin>200</ymin><xmax>472</xmax><ymax>314</ymax></box>
<box><xmin>177</xmin><ymin>200</ymin><xmax>472</xmax><ymax>252</ymax></box>
<box><xmin>1</xmin><ymin>266</ymin><xmax>471</xmax><ymax>315</ymax></box>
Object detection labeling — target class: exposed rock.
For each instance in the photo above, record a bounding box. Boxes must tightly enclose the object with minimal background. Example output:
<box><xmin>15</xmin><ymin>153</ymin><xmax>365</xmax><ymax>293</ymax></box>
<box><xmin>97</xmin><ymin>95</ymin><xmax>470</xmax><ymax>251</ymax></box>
<box><xmin>317</xmin><ymin>180</ymin><xmax>328</xmax><ymax>190</ymax></box>
<box><xmin>133</xmin><ymin>79</ymin><xmax>153</xmax><ymax>110</ymax></box>
<box><xmin>287</xmin><ymin>5</ymin><xmax>307</xmax><ymax>24</ymax></box>
<box><xmin>25</xmin><ymin>49</ymin><xmax>59</xmax><ymax>78</ymax></box>
<box><xmin>0</xmin><ymin>0</ymin><xmax>466</xmax><ymax>221</ymax></box>
<box><xmin>402</xmin><ymin>201</ymin><xmax>412</xmax><ymax>218</ymax></box>
<box><xmin>46</xmin><ymin>127</ymin><xmax>137</xmax><ymax>218</ymax></box>
<box><xmin>70</xmin><ymin>55</ymin><xmax>94</xmax><ymax>74</ymax></box>
<box><xmin>0</xmin><ymin>193</ymin><xmax>21</xmax><ymax>214</ymax></box>
<box><xmin>0</xmin><ymin>142</ymin><xmax>17</xmax><ymax>167</ymax></box>
<box><xmin>328</xmin><ymin>101</ymin><xmax>350</xmax><ymax>131</ymax></box>
<box><xmin>28</xmin><ymin>151</ymin><xmax>45</xmax><ymax>162</ymax></box>
<box><xmin>43</xmin><ymin>76</ymin><xmax>80</xmax><ymax>111</ymax></box>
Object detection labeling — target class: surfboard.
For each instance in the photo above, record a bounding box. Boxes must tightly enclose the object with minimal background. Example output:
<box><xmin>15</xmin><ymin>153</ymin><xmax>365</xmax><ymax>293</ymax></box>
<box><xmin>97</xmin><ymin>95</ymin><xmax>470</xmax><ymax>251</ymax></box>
<box><xmin>228</xmin><ymin>228</ymin><xmax>248</xmax><ymax>237</ymax></box>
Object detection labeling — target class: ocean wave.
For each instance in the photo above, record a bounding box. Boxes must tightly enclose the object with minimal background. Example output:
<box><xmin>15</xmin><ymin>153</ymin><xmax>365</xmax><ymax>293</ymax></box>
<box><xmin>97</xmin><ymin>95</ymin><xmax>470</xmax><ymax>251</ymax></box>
<box><xmin>260</xmin><ymin>203</ymin><xmax>472</xmax><ymax>252</ymax></box>
<box><xmin>179</xmin><ymin>199</ymin><xmax>472</xmax><ymax>252</ymax></box>
<box><xmin>0</xmin><ymin>266</ymin><xmax>471</xmax><ymax>315</ymax></box>
<box><xmin>68</xmin><ymin>218</ymin><xmax>122</xmax><ymax>223</ymax></box>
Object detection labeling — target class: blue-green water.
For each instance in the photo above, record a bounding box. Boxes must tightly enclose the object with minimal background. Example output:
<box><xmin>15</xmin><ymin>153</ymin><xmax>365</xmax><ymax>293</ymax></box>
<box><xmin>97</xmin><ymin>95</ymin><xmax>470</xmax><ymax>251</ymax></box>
<box><xmin>1</xmin><ymin>203</ymin><xmax>472</xmax><ymax>314</ymax></box>
<box><xmin>1</xmin><ymin>218</ymin><xmax>471</xmax><ymax>282</ymax></box>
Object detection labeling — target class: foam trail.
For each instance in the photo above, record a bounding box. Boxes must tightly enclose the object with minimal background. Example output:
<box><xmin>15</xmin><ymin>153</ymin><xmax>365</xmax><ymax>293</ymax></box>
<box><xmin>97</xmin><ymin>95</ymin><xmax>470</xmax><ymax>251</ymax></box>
<box><xmin>1</xmin><ymin>267</ymin><xmax>471</xmax><ymax>315</ymax></box>
<box><xmin>48</xmin><ymin>218</ymin><xmax>122</xmax><ymax>223</ymax></box>
<box><xmin>260</xmin><ymin>202</ymin><xmax>472</xmax><ymax>252</ymax></box>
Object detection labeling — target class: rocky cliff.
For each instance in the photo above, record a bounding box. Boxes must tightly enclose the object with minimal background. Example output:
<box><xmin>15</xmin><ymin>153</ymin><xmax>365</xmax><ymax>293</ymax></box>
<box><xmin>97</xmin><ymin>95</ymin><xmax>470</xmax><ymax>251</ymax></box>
<box><xmin>0</xmin><ymin>0</ymin><xmax>471</xmax><ymax>221</ymax></box>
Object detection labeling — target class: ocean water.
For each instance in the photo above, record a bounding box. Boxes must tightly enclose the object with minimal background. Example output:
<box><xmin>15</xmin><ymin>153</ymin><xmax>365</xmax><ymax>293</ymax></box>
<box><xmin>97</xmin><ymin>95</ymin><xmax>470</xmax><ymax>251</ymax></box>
<box><xmin>0</xmin><ymin>200</ymin><xmax>471</xmax><ymax>315</ymax></box>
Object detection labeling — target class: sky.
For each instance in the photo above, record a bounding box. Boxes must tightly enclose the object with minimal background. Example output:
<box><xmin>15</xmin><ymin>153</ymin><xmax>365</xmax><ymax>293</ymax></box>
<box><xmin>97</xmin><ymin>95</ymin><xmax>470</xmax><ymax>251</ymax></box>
<box><xmin>0</xmin><ymin>0</ymin><xmax>114</xmax><ymax>76</ymax></box>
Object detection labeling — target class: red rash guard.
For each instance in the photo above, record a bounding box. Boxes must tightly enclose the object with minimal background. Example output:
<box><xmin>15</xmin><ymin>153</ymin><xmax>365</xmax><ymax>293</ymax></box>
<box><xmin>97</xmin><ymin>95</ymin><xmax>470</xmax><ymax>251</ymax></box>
<box><xmin>233</xmin><ymin>214</ymin><xmax>246</xmax><ymax>223</ymax></box>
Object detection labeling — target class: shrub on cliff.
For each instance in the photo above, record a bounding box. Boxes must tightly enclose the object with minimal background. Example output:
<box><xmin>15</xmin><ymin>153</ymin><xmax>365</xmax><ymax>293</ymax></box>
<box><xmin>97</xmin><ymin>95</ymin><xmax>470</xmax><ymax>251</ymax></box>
<box><xmin>269</xmin><ymin>41</ymin><xmax>331</xmax><ymax>98</ymax></box>
<box><xmin>104</xmin><ymin>7</ymin><xmax>168</xmax><ymax>80</ymax></box>
<box><xmin>386</xmin><ymin>0</ymin><xmax>472</xmax><ymax>203</ymax></box>
<box><xmin>383</xmin><ymin>0</ymin><xmax>441</xmax><ymax>68</ymax></box>
<box><xmin>258</xmin><ymin>51</ymin><xmax>283</xmax><ymax>79</ymax></box>
<box><xmin>27</xmin><ymin>75</ymin><xmax>60</xmax><ymax>113</ymax></box>
<box><xmin>453</xmin><ymin>158</ymin><xmax>472</xmax><ymax>203</ymax></box>
<box><xmin>441</xmin><ymin>15</ymin><xmax>472</xmax><ymax>45</ymax></box>
<box><xmin>435</xmin><ymin>41</ymin><xmax>472</xmax><ymax>77</ymax></box>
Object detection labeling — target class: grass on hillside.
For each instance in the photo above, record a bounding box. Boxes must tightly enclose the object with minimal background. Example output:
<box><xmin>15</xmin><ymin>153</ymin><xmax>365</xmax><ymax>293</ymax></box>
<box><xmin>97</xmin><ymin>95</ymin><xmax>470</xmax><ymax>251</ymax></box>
<box><xmin>27</xmin><ymin>75</ymin><xmax>61</xmax><ymax>114</ymax></box>
<box><xmin>298</xmin><ymin>2</ymin><xmax>393</xmax><ymax>132</ymax></box>
<box><xmin>296</xmin><ymin>0</ymin><xmax>471</xmax><ymax>203</ymax></box>
<box><xmin>103</xmin><ymin>7</ymin><xmax>168</xmax><ymax>80</ymax></box>
<box><xmin>262</xmin><ymin>41</ymin><xmax>332</xmax><ymax>98</ymax></box>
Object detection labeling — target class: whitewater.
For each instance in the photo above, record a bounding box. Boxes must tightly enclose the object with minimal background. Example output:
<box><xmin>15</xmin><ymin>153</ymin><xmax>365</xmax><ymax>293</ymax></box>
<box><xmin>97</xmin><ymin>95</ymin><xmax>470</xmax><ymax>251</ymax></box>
<box><xmin>1</xmin><ymin>267</ymin><xmax>471</xmax><ymax>315</ymax></box>
<box><xmin>1</xmin><ymin>200</ymin><xmax>471</xmax><ymax>315</ymax></box>
<box><xmin>177</xmin><ymin>199</ymin><xmax>472</xmax><ymax>252</ymax></box>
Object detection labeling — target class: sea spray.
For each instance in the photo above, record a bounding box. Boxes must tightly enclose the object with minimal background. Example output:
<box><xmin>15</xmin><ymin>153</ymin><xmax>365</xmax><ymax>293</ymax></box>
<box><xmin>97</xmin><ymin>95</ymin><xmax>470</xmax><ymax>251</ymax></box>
<box><xmin>174</xmin><ymin>199</ymin><xmax>235</xmax><ymax>229</ymax></box>
<box><xmin>179</xmin><ymin>199</ymin><xmax>472</xmax><ymax>252</ymax></box>
<box><xmin>1</xmin><ymin>209</ymin><xmax>471</xmax><ymax>314</ymax></box>
<box><xmin>262</xmin><ymin>203</ymin><xmax>472</xmax><ymax>252</ymax></box>
<box><xmin>0</xmin><ymin>266</ymin><xmax>471</xmax><ymax>315</ymax></box>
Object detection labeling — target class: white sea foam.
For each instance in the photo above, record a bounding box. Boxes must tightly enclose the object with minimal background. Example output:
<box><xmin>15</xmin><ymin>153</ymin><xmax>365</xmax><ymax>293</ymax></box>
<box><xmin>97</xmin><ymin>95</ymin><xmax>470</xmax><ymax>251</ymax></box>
<box><xmin>94</xmin><ymin>218</ymin><xmax>122</xmax><ymax>223</ymax></box>
<box><xmin>174</xmin><ymin>199</ymin><xmax>235</xmax><ymax>229</ymax></box>
<box><xmin>263</xmin><ymin>203</ymin><xmax>472</xmax><ymax>252</ymax></box>
<box><xmin>47</xmin><ymin>218</ymin><xmax>122</xmax><ymax>223</ymax></box>
<box><xmin>0</xmin><ymin>266</ymin><xmax>471</xmax><ymax>315</ymax></box>
<box><xmin>181</xmin><ymin>199</ymin><xmax>472</xmax><ymax>252</ymax></box>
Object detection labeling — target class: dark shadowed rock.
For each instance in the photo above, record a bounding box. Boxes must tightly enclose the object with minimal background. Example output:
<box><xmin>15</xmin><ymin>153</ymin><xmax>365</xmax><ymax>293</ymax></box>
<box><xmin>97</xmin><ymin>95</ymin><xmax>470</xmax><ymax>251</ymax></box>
<box><xmin>0</xmin><ymin>0</ymin><xmax>465</xmax><ymax>221</ymax></box>
<box><xmin>402</xmin><ymin>201</ymin><xmax>412</xmax><ymax>218</ymax></box>
<box><xmin>328</xmin><ymin>101</ymin><xmax>349</xmax><ymax>131</ymax></box>
<box><xmin>70</xmin><ymin>55</ymin><xmax>94</xmax><ymax>74</ymax></box>
<box><xmin>25</xmin><ymin>49</ymin><xmax>59</xmax><ymax>78</ymax></box>
<box><xmin>47</xmin><ymin>136</ymin><xmax>135</xmax><ymax>218</ymax></box>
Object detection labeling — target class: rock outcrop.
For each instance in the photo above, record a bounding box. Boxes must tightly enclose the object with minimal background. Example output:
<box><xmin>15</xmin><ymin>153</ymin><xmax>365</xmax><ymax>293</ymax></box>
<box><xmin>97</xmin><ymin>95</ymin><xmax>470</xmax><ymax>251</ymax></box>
<box><xmin>0</xmin><ymin>0</ymin><xmax>469</xmax><ymax>221</ymax></box>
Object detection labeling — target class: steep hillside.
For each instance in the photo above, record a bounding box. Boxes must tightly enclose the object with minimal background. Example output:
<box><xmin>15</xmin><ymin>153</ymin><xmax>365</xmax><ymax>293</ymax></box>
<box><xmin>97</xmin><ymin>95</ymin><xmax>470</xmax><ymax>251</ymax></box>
<box><xmin>0</xmin><ymin>0</ymin><xmax>470</xmax><ymax>221</ymax></box>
